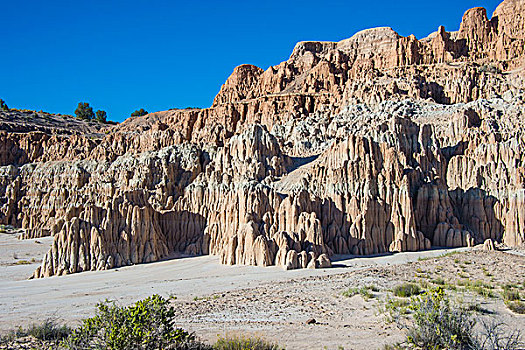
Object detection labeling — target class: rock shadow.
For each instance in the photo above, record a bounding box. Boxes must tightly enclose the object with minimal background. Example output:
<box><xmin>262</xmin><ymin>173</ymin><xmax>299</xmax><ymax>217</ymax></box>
<box><xmin>449</xmin><ymin>187</ymin><xmax>504</xmax><ymax>243</ymax></box>
<box><xmin>160</xmin><ymin>209</ymin><xmax>208</xmax><ymax>256</ymax></box>
<box><xmin>287</xmin><ymin>155</ymin><xmax>320</xmax><ymax>172</ymax></box>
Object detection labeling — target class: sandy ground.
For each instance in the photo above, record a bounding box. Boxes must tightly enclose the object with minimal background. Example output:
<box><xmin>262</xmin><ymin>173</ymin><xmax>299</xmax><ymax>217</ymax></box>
<box><xmin>172</xmin><ymin>250</ymin><xmax>525</xmax><ymax>349</ymax></box>
<box><xmin>1</xmin><ymin>232</ymin><xmax>524</xmax><ymax>349</ymax></box>
<box><xmin>0</xmin><ymin>232</ymin><xmax>53</xmax><ymax>282</ymax></box>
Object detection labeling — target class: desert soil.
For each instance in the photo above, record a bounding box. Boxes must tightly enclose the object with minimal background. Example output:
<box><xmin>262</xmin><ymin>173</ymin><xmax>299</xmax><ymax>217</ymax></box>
<box><xmin>1</xmin><ymin>232</ymin><xmax>524</xmax><ymax>349</ymax></box>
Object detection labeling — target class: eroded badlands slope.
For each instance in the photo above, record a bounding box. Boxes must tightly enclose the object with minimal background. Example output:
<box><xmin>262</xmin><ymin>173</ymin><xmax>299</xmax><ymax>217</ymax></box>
<box><xmin>1</xmin><ymin>0</ymin><xmax>525</xmax><ymax>277</ymax></box>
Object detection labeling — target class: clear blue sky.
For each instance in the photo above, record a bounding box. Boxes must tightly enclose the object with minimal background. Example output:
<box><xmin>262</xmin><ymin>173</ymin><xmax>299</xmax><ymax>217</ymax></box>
<box><xmin>2</xmin><ymin>0</ymin><xmax>501</xmax><ymax>122</ymax></box>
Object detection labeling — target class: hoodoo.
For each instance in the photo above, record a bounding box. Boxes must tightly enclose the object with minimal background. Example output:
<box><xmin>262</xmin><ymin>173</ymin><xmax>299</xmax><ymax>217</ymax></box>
<box><xmin>1</xmin><ymin>0</ymin><xmax>524</xmax><ymax>278</ymax></box>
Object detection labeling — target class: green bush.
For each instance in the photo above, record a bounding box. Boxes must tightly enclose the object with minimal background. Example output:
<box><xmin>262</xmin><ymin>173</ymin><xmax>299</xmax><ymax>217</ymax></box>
<box><xmin>342</xmin><ymin>287</ymin><xmax>359</xmax><ymax>298</ymax></box>
<box><xmin>62</xmin><ymin>295</ymin><xmax>194</xmax><ymax>349</ymax></box>
<box><xmin>342</xmin><ymin>285</ymin><xmax>376</xmax><ymax>300</ymax></box>
<box><xmin>393</xmin><ymin>283</ymin><xmax>421</xmax><ymax>298</ymax></box>
<box><xmin>406</xmin><ymin>288</ymin><xmax>477</xmax><ymax>350</ymax></box>
<box><xmin>214</xmin><ymin>335</ymin><xmax>282</xmax><ymax>350</ymax></box>
<box><xmin>386</xmin><ymin>288</ymin><xmax>524</xmax><ymax>349</ymax></box>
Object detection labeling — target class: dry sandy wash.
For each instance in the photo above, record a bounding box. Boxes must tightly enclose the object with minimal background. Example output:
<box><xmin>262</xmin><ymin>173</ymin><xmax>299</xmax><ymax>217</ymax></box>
<box><xmin>1</xmin><ymin>232</ymin><xmax>524</xmax><ymax>349</ymax></box>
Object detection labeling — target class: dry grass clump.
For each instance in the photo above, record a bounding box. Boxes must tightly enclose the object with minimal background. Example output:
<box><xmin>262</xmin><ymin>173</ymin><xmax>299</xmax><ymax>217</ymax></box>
<box><xmin>393</xmin><ymin>283</ymin><xmax>421</xmax><ymax>298</ymax></box>
<box><xmin>214</xmin><ymin>335</ymin><xmax>282</xmax><ymax>350</ymax></box>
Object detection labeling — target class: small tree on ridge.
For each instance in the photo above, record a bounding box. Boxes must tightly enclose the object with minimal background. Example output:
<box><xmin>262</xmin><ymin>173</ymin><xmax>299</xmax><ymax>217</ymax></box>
<box><xmin>0</xmin><ymin>99</ymin><xmax>9</xmax><ymax>111</ymax></box>
<box><xmin>131</xmin><ymin>108</ymin><xmax>148</xmax><ymax>117</ymax></box>
<box><xmin>75</xmin><ymin>102</ymin><xmax>94</xmax><ymax>120</ymax></box>
<box><xmin>95</xmin><ymin>110</ymin><xmax>107</xmax><ymax>123</ymax></box>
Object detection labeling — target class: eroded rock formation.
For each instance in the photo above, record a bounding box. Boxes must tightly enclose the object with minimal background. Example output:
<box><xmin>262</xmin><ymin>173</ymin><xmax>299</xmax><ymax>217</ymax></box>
<box><xmin>0</xmin><ymin>0</ymin><xmax>524</xmax><ymax>277</ymax></box>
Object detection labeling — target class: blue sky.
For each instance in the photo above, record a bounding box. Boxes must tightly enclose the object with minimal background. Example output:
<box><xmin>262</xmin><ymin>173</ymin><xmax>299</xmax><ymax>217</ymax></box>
<box><xmin>2</xmin><ymin>0</ymin><xmax>500</xmax><ymax>122</ymax></box>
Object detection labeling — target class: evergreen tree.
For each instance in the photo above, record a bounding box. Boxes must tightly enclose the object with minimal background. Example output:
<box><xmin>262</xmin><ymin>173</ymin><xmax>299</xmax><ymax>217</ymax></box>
<box><xmin>75</xmin><ymin>102</ymin><xmax>95</xmax><ymax>120</ymax></box>
<box><xmin>131</xmin><ymin>108</ymin><xmax>148</xmax><ymax>117</ymax></box>
<box><xmin>0</xmin><ymin>99</ymin><xmax>9</xmax><ymax>111</ymax></box>
<box><xmin>95</xmin><ymin>110</ymin><xmax>107</xmax><ymax>123</ymax></box>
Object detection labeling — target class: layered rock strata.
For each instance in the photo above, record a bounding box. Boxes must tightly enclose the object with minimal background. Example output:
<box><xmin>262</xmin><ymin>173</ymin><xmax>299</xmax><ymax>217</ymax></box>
<box><xmin>0</xmin><ymin>0</ymin><xmax>524</xmax><ymax>277</ymax></box>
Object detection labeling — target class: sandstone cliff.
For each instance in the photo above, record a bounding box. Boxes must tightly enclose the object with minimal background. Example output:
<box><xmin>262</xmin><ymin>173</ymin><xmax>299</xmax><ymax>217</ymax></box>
<box><xmin>0</xmin><ymin>0</ymin><xmax>524</xmax><ymax>277</ymax></box>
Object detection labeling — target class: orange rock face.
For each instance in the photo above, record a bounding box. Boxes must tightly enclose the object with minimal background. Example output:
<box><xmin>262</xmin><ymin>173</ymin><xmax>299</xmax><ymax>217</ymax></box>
<box><xmin>1</xmin><ymin>0</ymin><xmax>524</xmax><ymax>277</ymax></box>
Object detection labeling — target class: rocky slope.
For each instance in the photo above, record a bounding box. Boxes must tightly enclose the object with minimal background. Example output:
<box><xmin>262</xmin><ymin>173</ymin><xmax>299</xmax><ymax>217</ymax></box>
<box><xmin>1</xmin><ymin>0</ymin><xmax>524</xmax><ymax>277</ymax></box>
<box><xmin>0</xmin><ymin>109</ymin><xmax>108</xmax><ymax>166</ymax></box>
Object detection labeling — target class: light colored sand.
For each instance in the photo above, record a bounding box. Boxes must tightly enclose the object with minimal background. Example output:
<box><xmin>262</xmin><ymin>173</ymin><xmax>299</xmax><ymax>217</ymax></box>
<box><xmin>172</xmin><ymin>249</ymin><xmax>525</xmax><ymax>349</ymax></box>
<box><xmin>0</xmin><ymin>232</ymin><xmax>468</xmax><ymax>337</ymax></box>
<box><xmin>2</xmin><ymin>232</ymin><xmax>524</xmax><ymax>349</ymax></box>
<box><xmin>0</xmin><ymin>232</ymin><xmax>54</xmax><ymax>281</ymax></box>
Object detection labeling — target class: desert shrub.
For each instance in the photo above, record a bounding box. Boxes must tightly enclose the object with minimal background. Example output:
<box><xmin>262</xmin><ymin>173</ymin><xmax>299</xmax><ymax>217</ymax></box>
<box><xmin>472</xmin><ymin>280</ymin><xmax>493</xmax><ymax>289</ymax></box>
<box><xmin>432</xmin><ymin>277</ymin><xmax>445</xmax><ymax>285</ymax></box>
<box><xmin>381</xmin><ymin>297</ymin><xmax>410</xmax><ymax>323</ymax></box>
<box><xmin>480</xmin><ymin>64</ymin><xmax>501</xmax><ymax>74</ymax></box>
<box><xmin>342</xmin><ymin>287</ymin><xmax>359</xmax><ymax>298</ymax></box>
<box><xmin>389</xmin><ymin>288</ymin><xmax>523</xmax><ymax>349</ymax></box>
<box><xmin>367</xmin><ymin>284</ymin><xmax>380</xmax><ymax>292</ymax></box>
<box><xmin>393</xmin><ymin>283</ymin><xmax>421</xmax><ymax>298</ymax></box>
<box><xmin>502</xmin><ymin>287</ymin><xmax>521</xmax><ymax>302</ymax></box>
<box><xmin>444</xmin><ymin>283</ymin><xmax>457</xmax><ymax>291</ymax></box>
<box><xmin>131</xmin><ymin>108</ymin><xmax>148</xmax><ymax>117</ymax></box>
<box><xmin>455</xmin><ymin>280</ymin><xmax>496</xmax><ymax>298</ymax></box>
<box><xmin>473</xmin><ymin>286</ymin><xmax>496</xmax><ymax>298</ymax></box>
<box><xmin>406</xmin><ymin>287</ymin><xmax>477</xmax><ymax>349</ymax></box>
<box><xmin>506</xmin><ymin>301</ymin><xmax>525</xmax><ymax>314</ymax></box>
<box><xmin>62</xmin><ymin>294</ymin><xmax>194</xmax><ymax>349</ymax></box>
<box><xmin>4</xmin><ymin>319</ymin><xmax>72</xmax><ymax>342</ymax></box>
<box><xmin>381</xmin><ymin>345</ymin><xmax>403</xmax><ymax>350</ymax></box>
<box><xmin>26</xmin><ymin>320</ymin><xmax>72</xmax><ymax>341</ymax></box>
<box><xmin>342</xmin><ymin>286</ymin><xmax>375</xmax><ymax>300</ymax></box>
<box><xmin>477</xmin><ymin>320</ymin><xmax>523</xmax><ymax>349</ymax></box>
<box><xmin>13</xmin><ymin>259</ymin><xmax>32</xmax><ymax>265</ymax></box>
<box><xmin>417</xmin><ymin>280</ymin><xmax>431</xmax><ymax>289</ymax></box>
<box><xmin>214</xmin><ymin>335</ymin><xmax>282</xmax><ymax>350</ymax></box>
